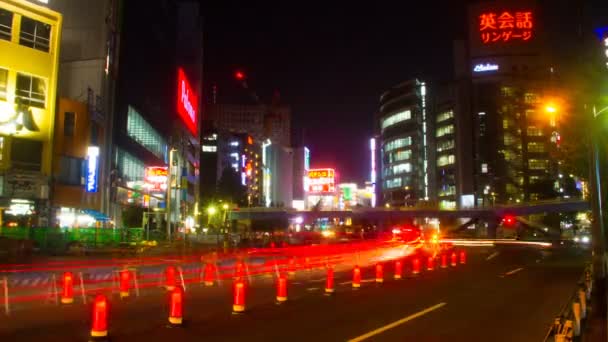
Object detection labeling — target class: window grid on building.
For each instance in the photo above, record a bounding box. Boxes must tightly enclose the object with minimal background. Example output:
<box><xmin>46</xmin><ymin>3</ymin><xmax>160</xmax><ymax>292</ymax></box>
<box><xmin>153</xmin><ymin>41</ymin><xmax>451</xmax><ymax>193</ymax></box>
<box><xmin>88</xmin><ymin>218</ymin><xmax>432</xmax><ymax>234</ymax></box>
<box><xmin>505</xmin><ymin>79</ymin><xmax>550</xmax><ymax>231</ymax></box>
<box><xmin>0</xmin><ymin>9</ymin><xmax>12</xmax><ymax>41</ymax></box>
<box><xmin>437</xmin><ymin>154</ymin><xmax>455</xmax><ymax>167</ymax></box>
<box><xmin>384</xmin><ymin>137</ymin><xmax>412</xmax><ymax>152</ymax></box>
<box><xmin>0</xmin><ymin>68</ymin><xmax>7</xmax><ymax>100</ymax></box>
<box><xmin>116</xmin><ymin>148</ymin><xmax>145</xmax><ymax>182</ymax></box>
<box><xmin>384</xmin><ymin>177</ymin><xmax>402</xmax><ymax>189</ymax></box>
<box><xmin>381</xmin><ymin>110</ymin><xmax>411</xmax><ymax>131</ymax></box>
<box><xmin>436</xmin><ymin>124</ymin><xmax>454</xmax><ymax>138</ymax></box>
<box><xmin>528</xmin><ymin>159</ymin><xmax>548</xmax><ymax>170</ymax></box>
<box><xmin>127</xmin><ymin>106</ymin><xmax>167</xmax><ymax>160</ymax></box>
<box><xmin>19</xmin><ymin>16</ymin><xmax>51</xmax><ymax>52</ymax></box>
<box><xmin>15</xmin><ymin>73</ymin><xmax>46</xmax><ymax>108</ymax></box>
<box><xmin>436</xmin><ymin>110</ymin><xmax>454</xmax><ymax>123</ymax></box>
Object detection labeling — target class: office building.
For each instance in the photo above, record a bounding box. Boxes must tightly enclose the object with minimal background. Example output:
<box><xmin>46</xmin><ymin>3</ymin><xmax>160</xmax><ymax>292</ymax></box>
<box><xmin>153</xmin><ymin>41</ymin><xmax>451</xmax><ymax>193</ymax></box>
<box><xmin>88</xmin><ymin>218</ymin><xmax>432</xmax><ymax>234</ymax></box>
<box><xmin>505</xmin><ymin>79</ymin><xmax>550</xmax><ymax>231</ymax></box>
<box><xmin>0</xmin><ymin>0</ymin><xmax>62</xmax><ymax>226</ymax></box>
<box><xmin>377</xmin><ymin>79</ymin><xmax>431</xmax><ymax>207</ymax></box>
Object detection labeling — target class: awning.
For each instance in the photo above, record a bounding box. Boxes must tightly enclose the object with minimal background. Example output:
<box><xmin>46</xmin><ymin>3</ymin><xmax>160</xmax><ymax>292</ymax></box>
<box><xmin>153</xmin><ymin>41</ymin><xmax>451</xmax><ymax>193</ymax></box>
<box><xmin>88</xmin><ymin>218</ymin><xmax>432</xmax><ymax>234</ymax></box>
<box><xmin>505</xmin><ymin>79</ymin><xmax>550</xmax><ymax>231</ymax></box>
<box><xmin>81</xmin><ymin>209</ymin><xmax>111</xmax><ymax>222</ymax></box>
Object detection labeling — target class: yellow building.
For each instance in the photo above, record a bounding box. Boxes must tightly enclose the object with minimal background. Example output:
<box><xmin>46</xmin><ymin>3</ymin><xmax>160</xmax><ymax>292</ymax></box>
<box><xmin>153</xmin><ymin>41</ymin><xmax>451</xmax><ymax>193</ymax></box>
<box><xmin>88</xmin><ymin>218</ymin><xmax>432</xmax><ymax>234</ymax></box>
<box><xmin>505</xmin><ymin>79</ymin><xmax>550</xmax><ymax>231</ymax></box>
<box><xmin>0</xmin><ymin>0</ymin><xmax>61</xmax><ymax>226</ymax></box>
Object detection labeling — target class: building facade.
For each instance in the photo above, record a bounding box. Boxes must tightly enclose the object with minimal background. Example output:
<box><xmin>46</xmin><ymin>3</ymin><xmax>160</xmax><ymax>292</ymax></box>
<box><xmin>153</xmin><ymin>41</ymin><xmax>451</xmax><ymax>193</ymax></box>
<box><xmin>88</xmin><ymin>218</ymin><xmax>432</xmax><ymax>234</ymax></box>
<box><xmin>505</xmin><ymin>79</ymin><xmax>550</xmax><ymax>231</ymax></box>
<box><xmin>378</xmin><ymin>79</ymin><xmax>431</xmax><ymax>207</ymax></box>
<box><xmin>0</xmin><ymin>0</ymin><xmax>62</xmax><ymax>227</ymax></box>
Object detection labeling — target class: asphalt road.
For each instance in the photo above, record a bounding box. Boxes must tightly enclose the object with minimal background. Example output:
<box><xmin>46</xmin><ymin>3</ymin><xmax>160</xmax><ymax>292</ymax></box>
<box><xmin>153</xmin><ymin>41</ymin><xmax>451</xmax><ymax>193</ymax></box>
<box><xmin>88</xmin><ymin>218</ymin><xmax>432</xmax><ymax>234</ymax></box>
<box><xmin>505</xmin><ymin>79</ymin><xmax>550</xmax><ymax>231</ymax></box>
<box><xmin>0</xmin><ymin>245</ymin><xmax>588</xmax><ymax>341</ymax></box>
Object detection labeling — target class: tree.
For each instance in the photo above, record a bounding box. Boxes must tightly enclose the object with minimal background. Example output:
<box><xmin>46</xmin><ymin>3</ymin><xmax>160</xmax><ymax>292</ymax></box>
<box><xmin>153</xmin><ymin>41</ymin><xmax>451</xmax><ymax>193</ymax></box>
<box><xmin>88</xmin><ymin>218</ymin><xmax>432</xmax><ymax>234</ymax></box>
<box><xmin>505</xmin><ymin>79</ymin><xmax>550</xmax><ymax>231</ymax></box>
<box><xmin>217</xmin><ymin>167</ymin><xmax>247</xmax><ymax>206</ymax></box>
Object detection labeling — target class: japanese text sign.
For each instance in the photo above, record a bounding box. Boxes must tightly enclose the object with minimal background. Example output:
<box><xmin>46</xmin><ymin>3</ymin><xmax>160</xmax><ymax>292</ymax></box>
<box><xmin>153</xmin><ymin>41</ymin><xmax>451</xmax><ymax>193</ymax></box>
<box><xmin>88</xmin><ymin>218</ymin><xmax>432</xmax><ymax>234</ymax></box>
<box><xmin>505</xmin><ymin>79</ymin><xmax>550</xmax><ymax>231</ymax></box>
<box><xmin>479</xmin><ymin>10</ymin><xmax>533</xmax><ymax>44</ymax></box>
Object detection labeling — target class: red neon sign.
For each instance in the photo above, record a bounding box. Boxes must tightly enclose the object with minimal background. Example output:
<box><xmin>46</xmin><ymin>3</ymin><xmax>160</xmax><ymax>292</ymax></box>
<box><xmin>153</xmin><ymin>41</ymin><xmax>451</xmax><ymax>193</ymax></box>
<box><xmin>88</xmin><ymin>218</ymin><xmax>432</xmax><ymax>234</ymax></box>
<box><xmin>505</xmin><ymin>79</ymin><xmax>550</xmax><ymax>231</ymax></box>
<box><xmin>479</xmin><ymin>11</ymin><xmax>533</xmax><ymax>44</ymax></box>
<box><xmin>177</xmin><ymin>68</ymin><xmax>198</xmax><ymax>135</ymax></box>
<box><xmin>307</xmin><ymin>168</ymin><xmax>335</xmax><ymax>193</ymax></box>
<box><xmin>145</xmin><ymin>166</ymin><xmax>168</xmax><ymax>192</ymax></box>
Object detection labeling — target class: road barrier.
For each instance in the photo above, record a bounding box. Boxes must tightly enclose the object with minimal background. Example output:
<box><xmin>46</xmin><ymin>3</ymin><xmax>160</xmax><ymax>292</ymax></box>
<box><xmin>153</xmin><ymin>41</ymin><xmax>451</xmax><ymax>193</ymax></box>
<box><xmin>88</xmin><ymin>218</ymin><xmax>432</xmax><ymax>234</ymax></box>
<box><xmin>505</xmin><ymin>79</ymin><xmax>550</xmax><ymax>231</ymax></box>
<box><xmin>394</xmin><ymin>260</ymin><xmax>402</xmax><ymax>280</ymax></box>
<box><xmin>90</xmin><ymin>294</ymin><xmax>109</xmax><ymax>339</ymax></box>
<box><xmin>232</xmin><ymin>280</ymin><xmax>246</xmax><ymax>313</ymax></box>
<box><xmin>412</xmin><ymin>257</ymin><xmax>420</xmax><ymax>275</ymax></box>
<box><xmin>441</xmin><ymin>254</ymin><xmax>448</xmax><ymax>269</ymax></box>
<box><xmin>325</xmin><ymin>267</ymin><xmax>334</xmax><ymax>294</ymax></box>
<box><xmin>352</xmin><ymin>265</ymin><xmax>361</xmax><ymax>289</ymax></box>
<box><xmin>545</xmin><ymin>264</ymin><xmax>592</xmax><ymax>342</ymax></box>
<box><xmin>168</xmin><ymin>286</ymin><xmax>184</xmax><ymax>326</ymax></box>
<box><xmin>451</xmin><ymin>252</ymin><xmax>458</xmax><ymax>267</ymax></box>
<box><xmin>276</xmin><ymin>275</ymin><xmax>287</xmax><ymax>303</ymax></box>
<box><xmin>375</xmin><ymin>263</ymin><xmax>383</xmax><ymax>284</ymax></box>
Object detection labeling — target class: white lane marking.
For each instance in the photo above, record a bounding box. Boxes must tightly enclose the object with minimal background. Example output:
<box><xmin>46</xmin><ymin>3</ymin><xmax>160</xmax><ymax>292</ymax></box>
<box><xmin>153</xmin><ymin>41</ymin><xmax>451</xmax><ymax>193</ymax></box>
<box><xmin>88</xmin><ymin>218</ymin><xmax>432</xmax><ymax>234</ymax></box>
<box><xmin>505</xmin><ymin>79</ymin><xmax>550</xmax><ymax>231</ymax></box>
<box><xmin>307</xmin><ymin>287</ymin><xmax>320</xmax><ymax>291</ymax></box>
<box><xmin>348</xmin><ymin>302</ymin><xmax>447</xmax><ymax>342</ymax></box>
<box><xmin>486</xmin><ymin>252</ymin><xmax>499</xmax><ymax>261</ymax></box>
<box><xmin>339</xmin><ymin>279</ymin><xmax>376</xmax><ymax>286</ymax></box>
<box><xmin>504</xmin><ymin>267</ymin><xmax>524</xmax><ymax>276</ymax></box>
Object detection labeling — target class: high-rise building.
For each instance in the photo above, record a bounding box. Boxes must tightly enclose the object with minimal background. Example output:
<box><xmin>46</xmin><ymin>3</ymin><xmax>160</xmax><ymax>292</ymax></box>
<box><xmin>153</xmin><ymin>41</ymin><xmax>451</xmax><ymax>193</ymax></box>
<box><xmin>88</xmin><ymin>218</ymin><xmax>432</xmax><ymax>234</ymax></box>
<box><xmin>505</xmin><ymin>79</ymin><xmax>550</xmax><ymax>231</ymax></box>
<box><xmin>0</xmin><ymin>0</ymin><xmax>62</xmax><ymax>226</ymax></box>
<box><xmin>207</xmin><ymin>103</ymin><xmax>291</xmax><ymax>148</ymax></box>
<box><xmin>292</xmin><ymin>146</ymin><xmax>309</xmax><ymax>206</ymax></box>
<box><xmin>465</xmin><ymin>2</ymin><xmax>559</xmax><ymax>206</ymax></box>
<box><xmin>48</xmin><ymin>0</ymin><xmax>119</xmax><ymax>227</ymax></box>
<box><xmin>377</xmin><ymin>79</ymin><xmax>431</xmax><ymax>207</ymax></box>
<box><xmin>111</xmin><ymin>1</ymin><xmax>203</xmax><ymax>235</ymax></box>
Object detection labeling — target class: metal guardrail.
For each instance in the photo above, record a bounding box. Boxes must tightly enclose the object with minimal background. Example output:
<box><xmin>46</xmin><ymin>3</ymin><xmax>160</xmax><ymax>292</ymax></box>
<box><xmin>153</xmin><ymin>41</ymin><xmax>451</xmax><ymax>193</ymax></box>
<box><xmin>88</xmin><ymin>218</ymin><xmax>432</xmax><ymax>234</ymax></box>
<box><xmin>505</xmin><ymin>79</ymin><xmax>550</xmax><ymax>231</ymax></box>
<box><xmin>544</xmin><ymin>264</ymin><xmax>592</xmax><ymax>342</ymax></box>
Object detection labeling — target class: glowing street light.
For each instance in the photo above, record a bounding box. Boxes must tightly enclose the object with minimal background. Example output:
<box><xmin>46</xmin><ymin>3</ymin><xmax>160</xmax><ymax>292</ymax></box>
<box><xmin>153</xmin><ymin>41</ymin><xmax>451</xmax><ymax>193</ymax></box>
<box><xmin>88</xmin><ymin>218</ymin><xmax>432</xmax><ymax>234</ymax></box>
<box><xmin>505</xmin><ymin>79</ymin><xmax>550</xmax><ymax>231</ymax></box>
<box><xmin>545</xmin><ymin>105</ymin><xmax>557</xmax><ymax>113</ymax></box>
<box><xmin>222</xmin><ymin>204</ymin><xmax>229</xmax><ymax>210</ymax></box>
<box><xmin>207</xmin><ymin>206</ymin><xmax>217</xmax><ymax>216</ymax></box>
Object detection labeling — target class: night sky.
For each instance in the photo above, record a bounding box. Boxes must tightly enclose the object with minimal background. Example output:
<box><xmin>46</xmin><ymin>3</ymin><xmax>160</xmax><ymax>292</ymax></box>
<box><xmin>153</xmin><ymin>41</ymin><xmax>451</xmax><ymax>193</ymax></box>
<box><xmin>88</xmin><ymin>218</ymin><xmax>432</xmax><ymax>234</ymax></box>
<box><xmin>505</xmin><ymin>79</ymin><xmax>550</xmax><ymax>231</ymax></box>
<box><xmin>200</xmin><ymin>1</ymin><xmax>607</xmax><ymax>184</ymax></box>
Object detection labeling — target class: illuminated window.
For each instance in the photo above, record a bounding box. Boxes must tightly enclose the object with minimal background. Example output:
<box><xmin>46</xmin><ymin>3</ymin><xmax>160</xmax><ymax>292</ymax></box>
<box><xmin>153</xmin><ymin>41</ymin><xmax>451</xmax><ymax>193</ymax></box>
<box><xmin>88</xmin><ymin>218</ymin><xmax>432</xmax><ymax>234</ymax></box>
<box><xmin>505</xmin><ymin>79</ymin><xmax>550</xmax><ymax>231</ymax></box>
<box><xmin>15</xmin><ymin>73</ymin><xmax>46</xmax><ymax>108</ymax></box>
<box><xmin>202</xmin><ymin>145</ymin><xmax>217</xmax><ymax>153</ymax></box>
<box><xmin>127</xmin><ymin>106</ymin><xmax>168</xmax><ymax>160</ymax></box>
<box><xmin>530</xmin><ymin>176</ymin><xmax>540</xmax><ymax>184</ymax></box>
<box><xmin>503</xmin><ymin>118</ymin><xmax>515</xmax><ymax>129</ymax></box>
<box><xmin>64</xmin><ymin>112</ymin><xmax>75</xmax><ymax>137</ymax></box>
<box><xmin>385</xmin><ymin>177</ymin><xmax>402</xmax><ymax>189</ymax></box>
<box><xmin>439</xmin><ymin>185</ymin><xmax>456</xmax><ymax>197</ymax></box>
<box><xmin>19</xmin><ymin>16</ymin><xmax>51</xmax><ymax>52</ymax></box>
<box><xmin>381</xmin><ymin>110</ymin><xmax>411</xmax><ymax>131</ymax></box>
<box><xmin>528</xmin><ymin>159</ymin><xmax>548</xmax><ymax>170</ymax></box>
<box><xmin>526</xmin><ymin>126</ymin><xmax>543</xmax><ymax>136</ymax></box>
<box><xmin>436</xmin><ymin>110</ymin><xmax>454</xmax><ymax>123</ymax></box>
<box><xmin>116</xmin><ymin>148</ymin><xmax>145</xmax><ymax>182</ymax></box>
<box><xmin>0</xmin><ymin>137</ymin><xmax>3</xmax><ymax>163</ymax></box>
<box><xmin>437</xmin><ymin>154</ymin><xmax>455</xmax><ymax>167</ymax></box>
<box><xmin>436</xmin><ymin>124</ymin><xmax>454</xmax><ymax>138</ymax></box>
<box><xmin>439</xmin><ymin>200</ymin><xmax>456</xmax><ymax>209</ymax></box>
<box><xmin>394</xmin><ymin>150</ymin><xmax>412</xmax><ymax>161</ymax></box>
<box><xmin>0</xmin><ymin>9</ymin><xmax>12</xmax><ymax>41</ymax></box>
<box><xmin>524</xmin><ymin>93</ymin><xmax>539</xmax><ymax>104</ymax></box>
<box><xmin>437</xmin><ymin>140</ymin><xmax>454</xmax><ymax>152</ymax></box>
<box><xmin>392</xmin><ymin>163</ymin><xmax>412</xmax><ymax>175</ymax></box>
<box><xmin>500</xmin><ymin>87</ymin><xmax>514</xmax><ymax>97</ymax></box>
<box><xmin>527</xmin><ymin>142</ymin><xmax>545</xmax><ymax>153</ymax></box>
<box><xmin>384</xmin><ymin>137</ymin><xmax>412</xmax><ymax>151</ymax></box>
<box><xmin>481</xmin><ymin>163</ymin><xmax>488</xmax><ymax>173</ymax></box>
<box><xmin>0</xmin><ymin>68</ymin><xmax>7</xmax><ymax>100</ymax></box>
<box><xmin>503</xmin><ymin>133</ymin><xmax>520</xmax><ymax>146</ymax></box>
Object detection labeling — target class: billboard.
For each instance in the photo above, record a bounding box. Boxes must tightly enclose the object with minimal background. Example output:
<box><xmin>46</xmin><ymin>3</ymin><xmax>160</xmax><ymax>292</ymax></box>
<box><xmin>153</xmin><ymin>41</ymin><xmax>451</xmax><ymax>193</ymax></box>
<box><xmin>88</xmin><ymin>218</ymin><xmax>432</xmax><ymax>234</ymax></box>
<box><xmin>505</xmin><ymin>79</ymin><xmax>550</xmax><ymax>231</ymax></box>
<box><xmin>468</xmin><ymin>2</ymin><xmax>539</xmax><ymax>58</ymax></box>
<box><xmin>85</xmin><ymin>146</ymin><xmax>99</xmax><ymax>193</ymax></box>
<box><xmin>145</xmin><ymin>166</ymin><xmax>168</xmax><ymax>193</ymax></box>
<box><xmin>177</xmin><ymin>68</ymin><xmax>198</xmax><ymax>135</ymax></box>
<box><xmin>307</xmin><ymin>168</ymin><xmax>335</xmax><ymax>193</ymax></box>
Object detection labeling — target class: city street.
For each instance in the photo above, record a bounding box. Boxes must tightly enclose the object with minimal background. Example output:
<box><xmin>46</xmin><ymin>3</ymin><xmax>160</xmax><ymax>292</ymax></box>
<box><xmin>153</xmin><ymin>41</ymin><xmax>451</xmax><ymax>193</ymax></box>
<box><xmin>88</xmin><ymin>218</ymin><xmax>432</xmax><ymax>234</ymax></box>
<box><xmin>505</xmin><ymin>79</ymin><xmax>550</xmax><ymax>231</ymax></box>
<box><xmin>0</xmin><ymin>246</ymin><xmax>588</xmax><ymax>341</ymax></box>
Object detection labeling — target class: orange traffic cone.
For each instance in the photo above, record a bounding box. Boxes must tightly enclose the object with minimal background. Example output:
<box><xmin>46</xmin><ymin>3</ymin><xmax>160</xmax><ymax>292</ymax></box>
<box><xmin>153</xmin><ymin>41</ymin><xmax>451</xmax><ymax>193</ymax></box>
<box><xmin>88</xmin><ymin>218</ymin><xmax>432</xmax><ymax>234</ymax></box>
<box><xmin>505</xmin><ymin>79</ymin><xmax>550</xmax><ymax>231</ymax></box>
<box><xmin>394</xmin><ymin>260</ymin><xmax>402</xmax><ymax>280</ymax></box>
<box><xmin>203</xmin><ymin>263</ymin><xmax>215</xmax><ymax>286</ymax></box>
<box><xmin>168</xmin><ymin>286</ymin><xmax>184</xmax><ymax>326</ymax></box>
<box><xmin>61</xmin><ymin>271</ymin><xmax>74</xmax><ymax>304</ymax></box>
<box><xmin>165</xmin><ymin>266</ymin><xmax>177</xmax><ymax>291</ymax></box>
<box><xmin>427</xmin><ymin>256</ymin><xmax>434</xmax><ymax>271</ymax></box>
<box><xmin>412</xmin><ymin>257</ymin><xmax>421</xmax><ymax>275</ymax></box>
<box><xmin>459</xmin><ymin>250</ymin><xmax>467</xmax><ymax>264</ymax></box>
<box><xmin>233</xmin><ymin>280</ymin><xmax>246</xmax><ymax>313</ymax></box>
<box><xmin>451</xmin><ymin>252</ymin><xmax>457</xmax><ymax>267</ymax></box>
<box><xmin>375</xmin><ymin>263</ymin><xmax>384</xmax><ymax>283</ymax></box>
<box><xmin>352</xmin><ymin>265</ymin><xmax>361</xmax><ymax>289</ymax></box>
<box><xmin>441</xmin><ymin>254</ymin><xmax>448</xmax><ymax>269</ymax></box>
<box><xmin>119</xmin><ymin>269</ymin><xmax>130</xmax><ymax>298</ymax></box>
<box><xmin>276</xmin><ymin>275</ymin><xmax>287</xmax><ymax>303</ymax></box>
<box><xmin>325</xmin><ymin>267</ymin><xmax>335</xmax><ymax>294</ymax></box>
<box><xmin>90</xmin><ymin>294</ymin><xmax>108</xmax><ymax>338</ymax></box>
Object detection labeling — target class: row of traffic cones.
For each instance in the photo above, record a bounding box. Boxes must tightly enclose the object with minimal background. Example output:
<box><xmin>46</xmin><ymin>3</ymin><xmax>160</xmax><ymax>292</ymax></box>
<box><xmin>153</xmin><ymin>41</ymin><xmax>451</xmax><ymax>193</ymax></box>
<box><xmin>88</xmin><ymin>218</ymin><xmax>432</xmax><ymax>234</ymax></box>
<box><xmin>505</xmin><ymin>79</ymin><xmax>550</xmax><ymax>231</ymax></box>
<box><xmin>84</xmin><ymin>250</ymin><xmax>466</xmax><ymax>339</ymax></box>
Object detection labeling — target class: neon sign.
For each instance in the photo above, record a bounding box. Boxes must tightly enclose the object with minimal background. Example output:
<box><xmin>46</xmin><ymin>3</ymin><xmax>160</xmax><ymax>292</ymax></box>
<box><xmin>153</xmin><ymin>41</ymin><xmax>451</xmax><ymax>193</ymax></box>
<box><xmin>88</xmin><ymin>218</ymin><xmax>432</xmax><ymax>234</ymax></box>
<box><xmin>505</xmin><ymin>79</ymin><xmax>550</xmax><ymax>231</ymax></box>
<box><xmin>479</xmin><ymin>11</ymin><xmax>533</xmax><ymax>44</ymax></box>
<box><xmin>307</xmin><ymin>168</ymin><xmax>335</xmax><ymax>193</ymax></box>
<box><xmin>177</xmin><ymin>68</ymin><xmax>198</xmax><ymax>135</ymax></box>
<box><xmin>473</xmin><ymin>63</ymin><xmax>499</xmax><ymax>72</ymax></box>
<box><xmin>86</xmin><ymin>146</ymin><xmax>99</xmax><ymax>193</ymax></box>
<box><xmin>145</xmin><ymin>166</ymin><xmax>168</xmax><ymax>192</ymax></box>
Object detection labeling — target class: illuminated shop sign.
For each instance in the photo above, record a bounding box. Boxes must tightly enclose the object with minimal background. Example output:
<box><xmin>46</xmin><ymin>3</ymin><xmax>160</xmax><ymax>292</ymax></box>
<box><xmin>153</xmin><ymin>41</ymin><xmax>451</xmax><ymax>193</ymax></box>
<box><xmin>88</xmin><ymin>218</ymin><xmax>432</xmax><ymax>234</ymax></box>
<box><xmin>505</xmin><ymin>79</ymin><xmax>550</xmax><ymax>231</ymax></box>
<box><xmin>473</xmin><ymin>63</ymin><xmax>499</xmax><ymax>72</ymax></box>
<box><xmin>145</xmin><ymin>166</ymin><xmax>168</xmax><ymax>192</ymax></box>
<box><xmin>86</xmin><ymin>146</ymin><xmax>99</xmax><ymax>193</ymax></box>
<box><xmin>307</xmin><ymin>168</ymin><xmax>335</xmax><ymax>193</ymax></box>
<box><xmin>177</xmin><ymin>68</ymin><xmax>198</xmax><ymax>135</ymax></box>
<box><xmin>479</xmin><ymin>10</ymin><xmax>533</xmax><ymax>44</ymax></box>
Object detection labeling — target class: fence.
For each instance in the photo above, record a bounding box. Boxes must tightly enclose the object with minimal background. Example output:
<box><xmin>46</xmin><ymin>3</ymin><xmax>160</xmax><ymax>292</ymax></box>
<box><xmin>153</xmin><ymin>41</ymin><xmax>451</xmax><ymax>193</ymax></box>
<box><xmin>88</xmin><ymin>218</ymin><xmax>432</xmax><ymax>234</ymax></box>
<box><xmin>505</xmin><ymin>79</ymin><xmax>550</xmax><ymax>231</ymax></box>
<box><xmin>0</xmin><ymin>227</ymin><xmax>145</xmax><ymax>250</ymax></box>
